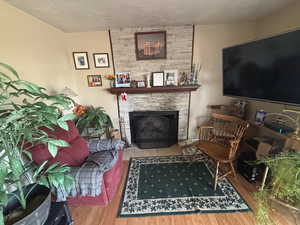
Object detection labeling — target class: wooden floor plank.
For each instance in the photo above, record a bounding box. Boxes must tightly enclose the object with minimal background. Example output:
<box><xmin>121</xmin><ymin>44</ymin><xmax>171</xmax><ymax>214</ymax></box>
<box><xmin>70</xmin><ymin>161</ymin><xmax>295</xmax><ymax>225</ymax></box>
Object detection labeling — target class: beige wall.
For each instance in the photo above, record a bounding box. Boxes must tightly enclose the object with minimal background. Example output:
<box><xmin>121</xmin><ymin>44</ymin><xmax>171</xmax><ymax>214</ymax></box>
<box><xmin>64</xmin><ymin>31</ymin><xmax>119</xmax><ymax>127</ymax></box>
<box><xmin>189</xmin><ymin>23</ymin><xmax>256</xmax><ymax>138</ymax></box>
<box><xmin>246</xmin><ymin>1</ymin><xmax>300</xmax><ymax>120</ymax></box>
<box><xmin>0</xmin><ymin>1</ymin><xmax>74</xmax><ymax>93</ymax></box>
<box><xmin>256</xmin><ymin>1</ymin><xmax>300</xmax><ymax>39</ymax></box>
<box><xmin>0</xmin><ymin>1</ymin><xmax>119</xmax><ymax>128</ymax></box>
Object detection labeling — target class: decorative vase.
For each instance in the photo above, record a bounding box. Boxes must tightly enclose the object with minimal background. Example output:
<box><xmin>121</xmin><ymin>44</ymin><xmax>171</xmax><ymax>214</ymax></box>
<box><xmin>146</xmin><ymin>74</ymin><xmax>151</xmax><ymax>88</ymax></box>
<box><xmin>110</xmin><ymin>80</ymin><xmax>115</xmax><ymax>88</ymax></box>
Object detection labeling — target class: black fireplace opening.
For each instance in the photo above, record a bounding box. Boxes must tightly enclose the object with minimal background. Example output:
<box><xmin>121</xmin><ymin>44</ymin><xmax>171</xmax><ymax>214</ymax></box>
<box><xmin>129</xmin><ymin>111</ymin><xmax>179</xmax><ymax>149</ymax></box>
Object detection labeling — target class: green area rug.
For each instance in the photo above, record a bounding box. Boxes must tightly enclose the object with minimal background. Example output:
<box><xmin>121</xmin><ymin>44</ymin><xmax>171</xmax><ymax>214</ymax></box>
<box><xmin>118</xmin><ymin>154</ymin><xmax>250</xmax><ymax>217</ymax></box>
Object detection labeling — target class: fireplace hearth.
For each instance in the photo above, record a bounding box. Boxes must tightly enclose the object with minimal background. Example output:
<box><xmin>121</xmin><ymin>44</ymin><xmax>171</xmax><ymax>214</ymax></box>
<box><xmin>129</xmin><ymin>111</ymin><xmax>178</xmax><ymax>149</ymax></box>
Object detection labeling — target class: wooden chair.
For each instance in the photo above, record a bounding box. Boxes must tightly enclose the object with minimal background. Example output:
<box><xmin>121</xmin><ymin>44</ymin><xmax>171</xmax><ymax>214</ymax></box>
<box><xmin>197</xmin><ymin>113</ymin><xmax>249</xmax><ymax>190</ymax></box>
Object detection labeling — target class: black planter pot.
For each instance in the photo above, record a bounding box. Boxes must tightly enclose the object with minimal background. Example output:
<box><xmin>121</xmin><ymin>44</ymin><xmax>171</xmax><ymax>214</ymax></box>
<box><xmin>4</xmin><ymin>184</ymin><xmax>51</xmax><ymax>225</ymax></box>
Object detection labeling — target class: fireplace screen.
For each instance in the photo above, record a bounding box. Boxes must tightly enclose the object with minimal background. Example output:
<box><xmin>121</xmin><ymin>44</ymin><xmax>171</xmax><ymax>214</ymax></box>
<box><xmin>129</xmin><ymin>111</ymin><xmax>178</xmax><ymax>149</ymax></box>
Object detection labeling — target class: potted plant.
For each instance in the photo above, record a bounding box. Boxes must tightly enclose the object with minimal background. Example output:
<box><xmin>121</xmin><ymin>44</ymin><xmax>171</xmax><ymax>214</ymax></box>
<box><xmin>254</xmin><ymin>151</ymin><xmax>300</xmax><ymax>225</ymax></box>
<box><xmin>0</xmin><ymin>63</ymin><xmax>75</xmax><ymax>225</ymax></box>
<box><xmin>104</xmin><ymin>74</ymin><xmax>115</xmax><ymax>88</ymax></box>
<box><xmin>74</xmin><ymin>105</ymin><xmax>112</xmax><ymax>138</ymax></box>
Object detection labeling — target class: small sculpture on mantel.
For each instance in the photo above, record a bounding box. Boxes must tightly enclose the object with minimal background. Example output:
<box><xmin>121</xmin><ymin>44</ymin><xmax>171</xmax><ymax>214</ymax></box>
<box><xmin>189</xmin><ymin>63</ymin><xmax>201</xmax><ymax>85</ymax></box>
<box><xmin>179</xmin><ymin>72</ymin><xmax>188</xmax><ymax>86</ymax></box>
<box><xmin>143</xmin><ymin>73</ymin><xmax>151</xmax><ymax>88</ymax></box>
<box><xmin>179</xmin><ymin>64</ymin><xmax>202</xmax><ymax>86</ymax></box>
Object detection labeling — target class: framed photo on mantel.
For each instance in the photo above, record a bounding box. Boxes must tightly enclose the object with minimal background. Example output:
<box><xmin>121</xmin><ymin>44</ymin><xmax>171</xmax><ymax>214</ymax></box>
<box><xmin>115</xmin><ymin>72</ymin><xmax>131</xmax><ymax>88</ymax></box>
<box><xmin>152</xmin><ymin>72</ymin><xmax>164</xmax><ymax>87</ymax></box>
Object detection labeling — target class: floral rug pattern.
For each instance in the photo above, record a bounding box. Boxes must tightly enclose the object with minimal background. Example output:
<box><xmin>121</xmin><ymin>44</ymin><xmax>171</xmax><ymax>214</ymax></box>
<box><xmin>118</xmin><ymin>154</ymin><xmax>250</xmax><ymax>217</ymax></box>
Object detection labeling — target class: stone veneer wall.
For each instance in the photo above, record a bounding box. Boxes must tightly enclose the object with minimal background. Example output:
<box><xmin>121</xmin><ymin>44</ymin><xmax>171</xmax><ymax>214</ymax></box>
<box><xmin>110</xmin><ymin>25</ymin><xmax>193</xmax><ymax>80</ymax></box>
<box><xmin>111</xmin><ymin>25</ymin><xmax>193</xmax><ymax>145</ymax></box>
<box><xmin>118</xmin><ymin>92</ymin><xmax>189</xmax><ymax>144</ymax></box>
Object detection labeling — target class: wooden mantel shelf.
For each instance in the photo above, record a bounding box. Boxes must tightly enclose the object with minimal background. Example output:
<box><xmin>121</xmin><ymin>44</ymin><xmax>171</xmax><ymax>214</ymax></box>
<box><xmin>107</xmin><ymin>85</ymin><xmax>200</xmax><ymax>95</ymax></box>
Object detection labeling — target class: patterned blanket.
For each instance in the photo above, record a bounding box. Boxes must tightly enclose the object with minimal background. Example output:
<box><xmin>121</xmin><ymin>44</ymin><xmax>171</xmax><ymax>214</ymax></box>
<box><xmin>88</xmin><ymin>139</ymin><xmax>125</xmax><ymax>153</ymax></box>
<box><xmin>56</xmin><ymin>139</ymin><xmax>124</xmax><ymax>201</ymax></box>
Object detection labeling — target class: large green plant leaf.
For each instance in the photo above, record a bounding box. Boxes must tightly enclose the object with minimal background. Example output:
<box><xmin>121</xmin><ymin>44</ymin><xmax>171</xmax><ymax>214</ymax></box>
<box><xmin>47</xmin><ymin>139</ymin><xmax>69</xmax><ymax>157</ymax></box>
<box><xmin>0</xmin><ymin>190</ymin><xmax>8</xmax><ymax>206</ymax></box>
<box><xmin>33</xmin><ymin>161</ymin><xmax>47</xmax><ymax>179</ymax></box>
<box><xmin>13</xmin><ymin>80</ymin><xmax>45</xmax><ymax>95</ymax></box>
<box><xmin>38</xmin><ymin>176</ymin><xmax>49</xmax><ymax>188</ymax></box>
<box><xmin>47</xmin><ymin>143</ymin><xmax>58</xmax><ymax>157</ymax></box>
<box><xmin>48</xmin><ymin>139</ymin><xmax>69</xmax><ymax>147</ymax></box>
<box><xmin>0</xmin><ymin>72</ymin><xmax>12</xmax><ymax>81</ymax></box>
<box><xmin>57</xmin><ymin>120</ymin><xmax>68</xmax><ymax>130</ymax></box>
<box><xmin>56</xmin><ymin>113</ymin><xmax>76</xmax><ymax>131</ymax></box>
<box><xmin>0</xmin><ymin>62</ymin><xmax>19</xmax><ymax>79</ymax></box>
<box><xmin>9</xmin><ymin>157</ymin><xmax>23</xmax><ymax>178</ymax></box>
<box><xmin>59</xmin><ymin>113</ymin><xmax>76</xmax><ymax>122</ymax></box>
<box><xmin>0</xmin><ymin>167</ymin><xmax>8</xmax><ymax>186</ymax></box>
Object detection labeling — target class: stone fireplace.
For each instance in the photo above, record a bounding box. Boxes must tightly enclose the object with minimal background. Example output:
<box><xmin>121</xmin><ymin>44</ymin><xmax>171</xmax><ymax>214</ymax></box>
<box><xmin>129</xmin><ymin>111</ymin><xmax>178</xmax><ymax>149</ymax></box>
<box><xmin>110</xmin><ymin>25</ymin><xmax>194</xmax><ymax>147</ymax></box>
<box><xmin>118</xmin><ymin>92</ymin><xmax>189</xmax><ymax>145</ymax></box>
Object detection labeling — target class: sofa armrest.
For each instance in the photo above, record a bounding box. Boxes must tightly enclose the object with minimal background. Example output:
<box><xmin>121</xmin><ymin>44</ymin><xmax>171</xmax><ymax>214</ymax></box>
<box><xmin>88</xmin><ymin>139</ymin><xmax>125</xmax><ymax>153</ymax></box>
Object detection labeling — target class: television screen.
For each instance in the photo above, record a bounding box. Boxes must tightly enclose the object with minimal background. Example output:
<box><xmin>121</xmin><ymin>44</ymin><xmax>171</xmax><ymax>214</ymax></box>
<box><xmin>223</xmin><ymin>29</ymin><xmax>300</xmax><ymax>105</ymax></box>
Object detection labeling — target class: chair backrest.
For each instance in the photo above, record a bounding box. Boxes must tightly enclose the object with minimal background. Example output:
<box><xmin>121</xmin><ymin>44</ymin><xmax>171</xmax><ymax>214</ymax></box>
<box><xmin>211</xmin><ymin>113</ymin><xmax>249</xmax><ymax>159</ymax></box>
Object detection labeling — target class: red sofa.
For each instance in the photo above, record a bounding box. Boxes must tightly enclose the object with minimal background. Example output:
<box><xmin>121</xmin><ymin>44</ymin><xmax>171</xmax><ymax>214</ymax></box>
<box><xmin>28</xmin><ymin>120</ymin><xmax>123</xmax><ymax>206</ymax></box>
<box><xmin>67</xmin><ymin>150</ymin><xmax>123</xmax><ymax>206</ymax></box>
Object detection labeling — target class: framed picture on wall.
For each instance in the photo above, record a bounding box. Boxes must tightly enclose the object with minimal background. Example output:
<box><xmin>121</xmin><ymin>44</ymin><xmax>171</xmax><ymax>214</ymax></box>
<box><xmin>93</xmin><ymin>53</ymin><xmax>110</xmax><ymax>68</ymax></box>
<box><xmin>72</xmin><ymin>52</ymin><xmax>89</xmax><ymax>70</ymax></box>
<box><xmin>87</xmin><ymin>75</ymin><xmax>102</xmax><ymax>87</ymax></box>
<box><xmin>135</xmin><ymin>31</ymin><xmax>167</xmax><ymax>60</ymax></box>
<box><xmin>152</xmin><ymin>72</ymin><xmax>164</xmax><ymax>87</ymax></box>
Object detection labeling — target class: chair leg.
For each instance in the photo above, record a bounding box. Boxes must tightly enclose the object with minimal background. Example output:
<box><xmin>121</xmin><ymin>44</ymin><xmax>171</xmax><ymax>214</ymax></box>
<box><xmin>214</xmin><ymin>161</ymin><xmax>220</xmax><ymax>191</ymax></box>
<box><xmin>230</xmin><ymin>162</ymin><xmax>237</xmax><ymax>178</ymax></box>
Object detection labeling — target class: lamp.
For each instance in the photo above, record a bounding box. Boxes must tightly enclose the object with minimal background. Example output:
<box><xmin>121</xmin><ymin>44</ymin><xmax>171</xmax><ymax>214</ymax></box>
<box><xmin>60</xmin><ymin>87</ymin><xmax>79</xmax><ymax>115</ymax></box>
<box><xmin>61</xmin><ymin>87</ymin><xmax>78</xmax><ymax>98</ymax></box>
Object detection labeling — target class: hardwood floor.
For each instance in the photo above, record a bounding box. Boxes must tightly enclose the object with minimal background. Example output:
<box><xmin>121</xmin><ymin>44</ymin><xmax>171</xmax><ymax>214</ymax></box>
<box><xmin>70</xmin><ymin>159</ymin><xmax>296</xmax><ymax>225</ymax></box>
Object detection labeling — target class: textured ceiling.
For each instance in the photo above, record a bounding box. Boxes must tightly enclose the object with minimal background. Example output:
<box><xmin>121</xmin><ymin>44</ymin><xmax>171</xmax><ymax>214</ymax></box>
<box><xmin>5</xmin><ymin>0</ymin><xmax>296</xmax><ymax>32</ymax></box>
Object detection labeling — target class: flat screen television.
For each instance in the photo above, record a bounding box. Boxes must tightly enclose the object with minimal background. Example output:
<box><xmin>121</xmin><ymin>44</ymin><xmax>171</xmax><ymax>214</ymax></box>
<box><xmin>223</xmin><ymin>29</ymin><xmax>300</xmax><ymax>105</ymax></box>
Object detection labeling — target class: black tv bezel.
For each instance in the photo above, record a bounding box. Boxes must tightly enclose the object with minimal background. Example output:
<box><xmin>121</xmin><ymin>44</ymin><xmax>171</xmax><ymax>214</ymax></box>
<box><xmin>222</xmin><ymin>29</ymin><xmax>300</xmax><ymax>106</ymax></box>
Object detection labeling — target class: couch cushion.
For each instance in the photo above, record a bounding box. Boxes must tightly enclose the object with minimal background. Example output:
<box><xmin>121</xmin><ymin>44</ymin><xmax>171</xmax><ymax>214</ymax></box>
<box><xmin>47</xmin><ymin>136</ymin><xmax>89</xmax><ymax>166</ymax></box>
<box><xmin>29</xmin><ymin>143</ymin><xmax>52</xmax><ymax>165</ymax></box>
<box><xmin>28</xmin><ymin>120</ymin><xmax>89</xmax><ymax>166</ymax></box>
<box><xmin>29</xmin><ymin>136</ymin><xmax>89</xmax><ymax>166</ymax></box>
<box><xmin>41</xmin><ymin>120</ymin><xmax>79</xmax><ymax>142</ymax></box>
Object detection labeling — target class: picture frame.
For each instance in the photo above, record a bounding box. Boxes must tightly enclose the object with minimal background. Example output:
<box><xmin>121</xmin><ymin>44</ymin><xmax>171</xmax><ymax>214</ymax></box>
<box><xmin>135</xmin><ymin>31</ymin><xmax>167</xmax><ymax>60</ymax></box>
<box><xmin>164</xmin><ymin>70</ymin><xmax>178</xmax><ymax>86</ymax></box>
<box><xmin>72</xmin><ymin>52</ymin><xmax>89</xmax><ymax>70</ymax></box>
<box><xmin>152</xmin><ymin>72</ymin><xmax>164</xmax><ymax>87</ymax></box>
<box><xmin>115</xmin><ymin>72</ymin><xmax>131</xmax><ymax>88</ymax></box>
<box><xmin>137</xmin><ymin>81</ymin><xmax>146</xmax><ymax>88</ymax></box>
<box><xmin>87</xmin><ymin>75</ymin><xmax>102</xmax><ymax>87</ymax></box>
<box><xmin>93</xmin><ymin>53</ymin><xmax>110</xmax><ymax>68</ymax></box>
